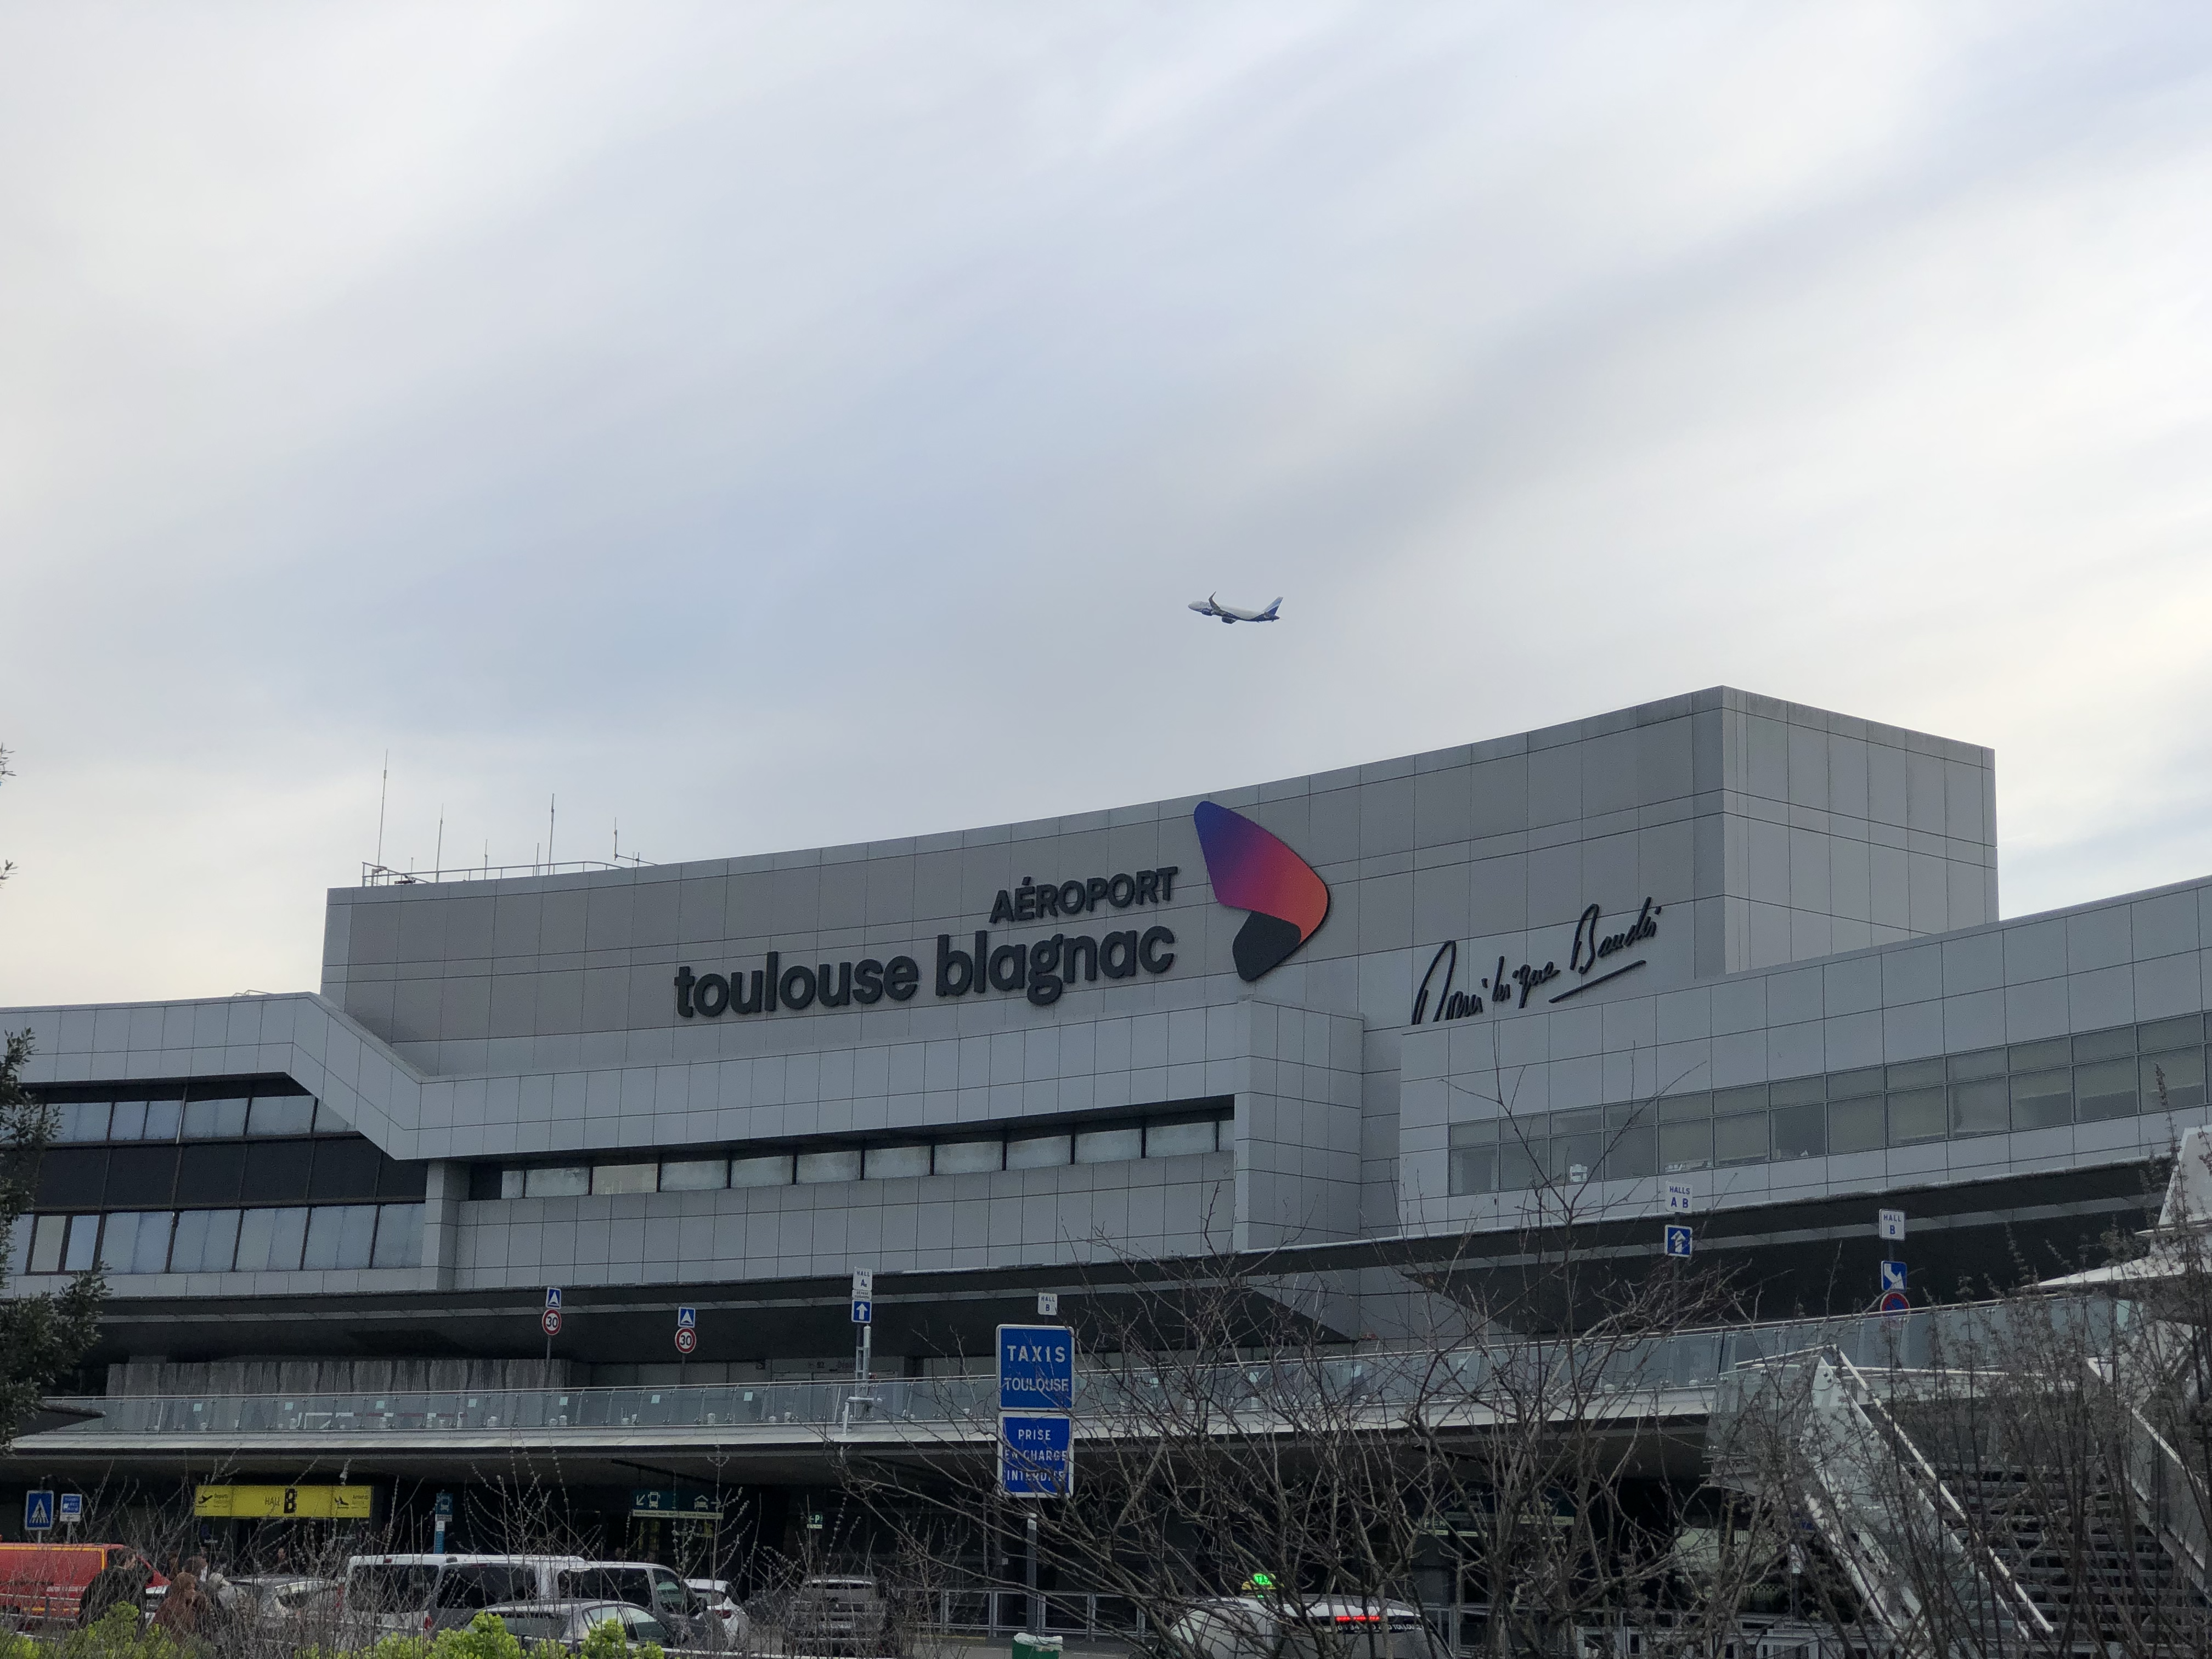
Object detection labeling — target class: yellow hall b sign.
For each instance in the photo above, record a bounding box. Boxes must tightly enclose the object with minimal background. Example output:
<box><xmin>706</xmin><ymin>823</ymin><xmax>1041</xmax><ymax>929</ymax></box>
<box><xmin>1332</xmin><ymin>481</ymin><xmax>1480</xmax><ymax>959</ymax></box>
<box><xmin>194</xmin><ymin>1485</ymin><xmax>373</xmax><ymax>1519</ymax></box>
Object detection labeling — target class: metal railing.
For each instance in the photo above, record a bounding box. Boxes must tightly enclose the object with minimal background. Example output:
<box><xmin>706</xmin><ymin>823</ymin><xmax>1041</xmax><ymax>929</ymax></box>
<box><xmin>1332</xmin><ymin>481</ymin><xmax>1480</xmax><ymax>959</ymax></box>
<box><xmin>360</xmin><ymin>858</ymin><xmax>653</xmax><ymax>888</ymax></box>
<box><xmin>30</xmin><ymin>1304</ymin><xmax>2056</xmax><ymax>1444</ymax></box>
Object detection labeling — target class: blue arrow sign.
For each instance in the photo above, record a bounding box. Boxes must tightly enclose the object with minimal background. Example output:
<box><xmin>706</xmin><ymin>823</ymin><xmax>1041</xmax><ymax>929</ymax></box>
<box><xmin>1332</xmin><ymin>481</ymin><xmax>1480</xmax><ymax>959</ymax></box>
<box><xmin>851</xmin><ymin>1299</ymin><xmax>872</xmax><ymax>1325</ymax></box>
<box><xmin>58</xmin><ymin>1494</ymin><xmax>83</xmax><ymax>1523</ymax></box>
<box><xmin>999</xmin><ymin>1413</ymin><xmax>1073</xmax><ymax>1497</ymax></box>
<box><xmin>24</xmin><ymin>1492</ymin><xmax>54</xmax><ymax>1532</ymax></box>
<box><xmin>997</xmin><ymin>1324</ymin><xmax>1075</xmax><ymax>1412</ymax></box>
<box><xmin>1663</xmin><ymin>1224</ymin><xmax>1694</xmax><ymax>1259</ymax></box>
<box><xmin>1880</xmin><ymin>1260</ymin><xmax>1907</xmax><ymax>1293</ymax></box>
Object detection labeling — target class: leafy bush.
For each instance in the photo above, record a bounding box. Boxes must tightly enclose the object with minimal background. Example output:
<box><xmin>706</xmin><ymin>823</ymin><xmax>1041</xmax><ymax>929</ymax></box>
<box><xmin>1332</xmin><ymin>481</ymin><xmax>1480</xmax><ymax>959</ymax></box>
<box><xmin>52</xmin><ymin>1605</ymin><xmax>180</xmax><ymax>1659</ymax></box>
<box><xmin>580</xmin><ymin>1616</ymin><xmax>663</xmax><ymax>1659</ymax></box>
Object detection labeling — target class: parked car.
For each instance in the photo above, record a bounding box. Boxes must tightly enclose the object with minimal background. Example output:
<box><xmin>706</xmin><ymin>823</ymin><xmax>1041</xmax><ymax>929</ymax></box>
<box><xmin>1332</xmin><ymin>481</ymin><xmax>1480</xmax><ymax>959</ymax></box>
<box><xmin>685</xmin><ymin>1579</ymin><xmax>752</xmax><ymax>1649</ymax></box>
<box><xmin>1163</xmin><ymin>1596</ymin><xmax>1438</xmax><ymax>1659</ymax></box>
<box><xmin>0</xmin><ymin>1543</ymin><xmax>166</xmax><ymax>1624</ymax></box>
<box><xmin>781</xmin><ymin>1577</ymin><xmax>887</xmax><ymax>1654</ymax></box>
<box><xmin>558</xmin><ymin>1563</ymin><xmax>727</xmax><ymax>1649</ymax></box>
<box><xmin>482</xmin><ymin>1598</ymin><xmax>675</xmax><ymax>1652</ymax></box>
<box><xmin>223</xmin><ymin>1575</ymin><xmax>342</xmax><ymax>1632</ymax></box>
<box><xmin>343</xmin><ymin>1554</ymin><xmax>585</xmax><ymax>1637</ymax></box>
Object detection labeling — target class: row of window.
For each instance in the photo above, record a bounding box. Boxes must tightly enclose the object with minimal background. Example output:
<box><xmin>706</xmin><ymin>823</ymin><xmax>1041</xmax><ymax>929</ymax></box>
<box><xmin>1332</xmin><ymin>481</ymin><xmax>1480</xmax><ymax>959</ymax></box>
<box><xmin>37</xmin><ymin>1086</ymin><xmax>351</xmax><ymax>1144</ymax></box>
<box><xmin>33</xmin><ymin>1135</ymin><xmax>427</xmax><ymax>1212</ymax></box>
<box><xmin>7</xmin><ymin>1202</ymin><xmax>425</xmax><ymax>1277</ymax></box>
<box><xmin>1447</xmin><ymin>1015</ymin><xmax>2210</xmax><ymax>1197</ymax></box>
<box><xmin>471</xmin><ymin>1108</ymin><xmax>1233</xmax><ymax>1200</ymax></box>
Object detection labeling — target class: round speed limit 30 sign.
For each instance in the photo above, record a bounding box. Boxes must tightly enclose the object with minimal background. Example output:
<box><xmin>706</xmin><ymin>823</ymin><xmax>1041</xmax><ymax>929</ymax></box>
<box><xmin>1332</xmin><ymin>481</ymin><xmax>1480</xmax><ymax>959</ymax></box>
<box><xmin>541</xmin><ymin>1307</ymin><xmax>563</xmax><ymax>1336</ymax></box>
<box><xmin>674</xmin><ymin>1326</ymin><xmax>697</xmax><ymax>1355</ymax></box>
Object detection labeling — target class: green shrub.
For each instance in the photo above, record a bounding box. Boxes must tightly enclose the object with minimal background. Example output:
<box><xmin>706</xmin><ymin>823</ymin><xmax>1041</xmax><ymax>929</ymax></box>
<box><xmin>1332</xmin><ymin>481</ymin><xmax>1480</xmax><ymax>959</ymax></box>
<box><xmin>579</xmin><ymin>1616</ymin><xmax>663</xmax><ymax>1659</ymax></box>
<box><xmin>56</xmin><ymin>1605</ymin><xmax>179</xmax><ymax>1659</ymax></box>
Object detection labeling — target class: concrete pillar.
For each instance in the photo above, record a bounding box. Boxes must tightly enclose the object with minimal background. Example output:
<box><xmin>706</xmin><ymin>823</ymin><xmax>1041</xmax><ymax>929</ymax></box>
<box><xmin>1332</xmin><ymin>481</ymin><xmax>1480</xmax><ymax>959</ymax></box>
<box><xmin>422</xmin><ymin>1160</ymin><xmax>465</xmax><ymax>1289</ymax></box>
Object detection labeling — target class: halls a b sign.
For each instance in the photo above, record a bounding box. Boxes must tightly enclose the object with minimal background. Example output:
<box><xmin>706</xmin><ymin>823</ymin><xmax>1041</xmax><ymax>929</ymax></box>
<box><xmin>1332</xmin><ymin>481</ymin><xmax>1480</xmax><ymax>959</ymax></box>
<box><xmin>1410</xmin><ymin>898</ymin><xmax>1663</xmax><ymax>1026</ymax></box>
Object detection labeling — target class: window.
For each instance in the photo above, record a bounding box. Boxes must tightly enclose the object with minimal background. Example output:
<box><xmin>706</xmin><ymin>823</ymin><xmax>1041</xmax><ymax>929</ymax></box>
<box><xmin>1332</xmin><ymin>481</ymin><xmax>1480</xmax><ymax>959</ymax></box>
<box><xmin>1950</xmin><ymin>1080</ymin><xmax>2008</xmax><ymax>1137</ymax></box>
<box><xmin>310</xmin><ymin>1138</ymin><xmax>386</xmax><ymax>1201</ymax></box>
<box><xmin>313</xmin><ymin>1102</ymin><xmax>352</xmax><ymax>1133</ymax></box>
<box><xmin>143</xmin><ymin>1099</ymin><xmax>184</xmax><ymax>1141</ymax></box>
<box><xmin>1771</xmin><ymin>1102</ymin><xmax>1826</xmax><ymax>1160</ymax></box>
<box><xmin>28</xmin><ymin>1214</ymin><xmax>66</xmax><ymax>1273</ymax></box>
<box><xmin>1828</xmin><ymin>1097</ymin><xmax>1886</xmax><ymax>1155</ymax></box>
<box><xmin>659</xmin><ymin>1159</ymin><xmax>730</xmax><ymax>1191</ymax></box>
<box><xmin>1713</xmin><ymin>1111</ymin><xmax>1768</xmax><ymax>1166</ymax></box>
<box><xmin>169</xmin><ymin>1209</ymin><xmax>242</xmax><ymax>1273</ymax></box>
<box><xmin>1074</xmin><ymin>1126</ymin><xmax>1142</xmax><ymax>1164</ymax></box>
<box><xmin>63</xmin><ymin>1214</ymin><xmax>100</xmax><ymax>1272</ymax></box>
<box><xmin>247</xmin><ymin>1095</ymin><xmax>317</xmax><ymax>1136</ymax></box>
<box><xmin>303</xmin><ymin>1204</ymin><xmax>377</xmax><ymax>1269</ymax></box>
<box><xmin>1948</xmin><ymin>1048</ymin><xmax>2006</xmax><ymax>1082</ymax></box>
<box><xmin>730</xmin><ymin>1154</ymin><xmax>794</xmax><ymax>1188</ymax></box>
<box><xmin>864</xmin><ymin>1145</ymin><xmax>930</xmax><ymax>1180</ymax></box>
<box><xmin>1448</xmin><ymin>1120</ymin><xmax>1498</xmax><ymax>1196</ymax></box>
<box><xmin>108</xmin><ymin>1102</ymin><xmax>150</xmax><ymax>1141</ymax></box>
<box><xmin>235</xmin><ymin>1207</ymin><xmax>309</xmax><ymax>1272</ymax></box>
<box><xmin>1006</xmin><ymin>1135</ymin><xmax>1072</xmax><ymax>1170</ymax></box>
<box><xmin>1144</xmin><ymin>1119</ymin><xmax>1218</xmax><ymax>1158</ymax></box>
<box><xmin>182</xmin><ymin>1097</ymin><xmax>250</xmax><ymax>1138</ymax></box>
<box><xmin>795</xmin><ymin>1149</ymin><xmax>863</xmax><ymax>1184</ymax></box>
<box><xmin>2075</xmin><ymin>1026</ymin><xmax>2137</xmax><ymax>1063</ymax></box>
<box><xmin>2011</xmin><ymin>1070</ymin><xmax>2072</xmax><ymax>1131</ymax></box>
<box><xmin>591</xmin><ymin>1163</ymin><xmax>658</xmax><ymax>1195</ymax></box>
<box><xmin>373</xmin><ymin>1204</ymin><xmax>425</xmax><ymax>1268</ymax></box>
<box><xmin>2146</xmin><ymin>1049</ymin><xmax>2208</xmax><ymax>1114</ymax></box>
<box><xmin>2076</xmin><ymin>1059</ymin><xmax>2138</xmax><ymax>1121</ymax></box>
<box><xmin>35</xmin><ymin>1148</ymin><xmax>106</xmax><ymax>1209</ymax></box>
<box><xmin>1887</xmin><ymin>1087</ymin><xmax>1946</xmax><ymax>1145</ymax></box>
<box><xmin>933</xmin><ymin>1139</ymin><xmax>1002</xmax><ymax>1175</ymax></box>
<box><xmin>2009</xmin><ymin>1037</ymin><xmax>2072</xmax><ymax>1072</ymax></box>
<box><xmin>240</xmin><ymin>1139</ymin><xmax>317</xmax><ymax>1204</ymax></box>
<box><xmin>101</xmin><ymin>1211</ymin><xmax>174</xmax><ymax>1275</ymax></box>
<box><xmin>177</xmin><ymin>1143</ymin><xmax>246</xmax><ymax>1205</ymax></box>
<box><xmin>523</xmin><ymin>1166</ymin><xmax>591</xmax><ymax>1199</ymax></box>
<box><xmin>55</xmin><ymin>1102</ymin><xmax>110</xmax><ymax>1142</ymax></box>
<box><xmin>105</xmin><ymin>1146</ymin><xmax>177</xmax><ymax>1208</ymax></box>
<box><xmin>1658</xmin><ymin>1098</ymin><xmax>1711</xmax><ymax>1172</ymax></box>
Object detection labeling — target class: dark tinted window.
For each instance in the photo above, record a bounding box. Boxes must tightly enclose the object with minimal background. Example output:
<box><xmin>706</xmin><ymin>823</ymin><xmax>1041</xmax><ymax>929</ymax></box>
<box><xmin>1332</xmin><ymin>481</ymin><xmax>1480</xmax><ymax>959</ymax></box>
<box><xmin>103</xmin><ymin>1146</ymin><xmax>178</xmax><ymax>1207</ymax></box>
<box><xmin>468</xmin><ymin>1164</ymin><xmax>504</xmax><ymax>1201</ymax></box>
<box><xmin>377</xmin><ymin>1155</ymin><xmax>428</xmax><ymax>1200</ymax></box>
<box><xmin>434</xmin><ymin>1565</ymin><xmax>534</xmax><ymax>1609</ymax></box>
<box><xmin>309</xmin><ymin>1138</ymin><xmax>384</xmax><ymax>1201</ymax></box>
<box><xmin>240</xmin><ymin>1139</ymin><xmax>317</xmax><ymax>1204</ymax></box>
<box><xmin>176</xmin><ymin>1143</ymin><xmax>246</xmax><ymax>1206</ymax></box>
<box><xmin>35</xmin><ymin>1148</ymin><xmax>106</xmax><ymax>1207</ymax></box>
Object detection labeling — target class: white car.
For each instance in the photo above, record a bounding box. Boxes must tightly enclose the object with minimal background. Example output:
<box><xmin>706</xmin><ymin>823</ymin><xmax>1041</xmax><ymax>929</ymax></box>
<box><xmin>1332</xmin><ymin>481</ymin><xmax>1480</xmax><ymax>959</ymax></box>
<box><xmin>685</xmin><ymin>1579</ymin><xmax>751</xmax><ymax>1649</ymax></box>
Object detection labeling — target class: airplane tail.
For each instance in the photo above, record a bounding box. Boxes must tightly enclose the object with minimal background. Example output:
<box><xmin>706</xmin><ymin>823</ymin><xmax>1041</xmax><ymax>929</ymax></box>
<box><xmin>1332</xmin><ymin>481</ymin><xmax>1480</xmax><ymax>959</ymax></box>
<box><xmin>1260</xmin><ymin>597</ymin><xmax>1282</xmax><ymax>619</ymax></box>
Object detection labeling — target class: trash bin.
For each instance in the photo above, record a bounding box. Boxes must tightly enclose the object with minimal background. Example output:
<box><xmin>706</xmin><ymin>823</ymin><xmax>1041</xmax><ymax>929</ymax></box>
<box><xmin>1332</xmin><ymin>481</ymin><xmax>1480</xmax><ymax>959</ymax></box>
<box><xmin>1013</xmin><ymin>1632</ymin><xmax>1063</xmax><ymax>1659</ymax></box>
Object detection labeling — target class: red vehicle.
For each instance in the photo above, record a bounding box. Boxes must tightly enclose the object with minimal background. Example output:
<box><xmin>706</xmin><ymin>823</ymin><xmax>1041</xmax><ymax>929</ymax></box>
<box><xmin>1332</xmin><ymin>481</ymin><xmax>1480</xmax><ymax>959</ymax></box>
<box><xmin>0</xmin><ymin>1543</ymin><xmax>167</xmax><ymax>1623</ymax></box>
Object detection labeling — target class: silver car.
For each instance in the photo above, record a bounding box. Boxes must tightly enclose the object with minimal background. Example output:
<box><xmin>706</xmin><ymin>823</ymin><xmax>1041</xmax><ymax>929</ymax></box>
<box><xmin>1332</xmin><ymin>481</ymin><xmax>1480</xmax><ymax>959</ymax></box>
<box><xmin>483</xmin><ymin>1598</ymin><xmax>676</xmax><ymax>1652</ymax></box>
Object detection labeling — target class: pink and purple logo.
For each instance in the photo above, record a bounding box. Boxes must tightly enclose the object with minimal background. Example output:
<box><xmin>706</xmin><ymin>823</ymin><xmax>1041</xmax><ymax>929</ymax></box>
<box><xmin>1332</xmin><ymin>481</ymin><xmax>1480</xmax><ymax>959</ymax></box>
<box><xmin>1193</xmin><ymin>802</ymin><xmax>1330</xmax><ymax>983</ymax></box>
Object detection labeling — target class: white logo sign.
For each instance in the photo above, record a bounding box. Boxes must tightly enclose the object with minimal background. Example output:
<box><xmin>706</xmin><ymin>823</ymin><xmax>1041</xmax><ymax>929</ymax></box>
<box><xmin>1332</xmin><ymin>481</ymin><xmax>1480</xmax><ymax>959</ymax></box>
<box><xmin>1877</xmin><ymin>1209</ymin><xmax>1906</xmax><ymax>1241</ymax></box>
<box><xmin>1664</xmin><ymin>1181</ymin><xmax>1694</xmax><ymax>1215</ymax></box>
<box><xmin>851</xmin><ymin>1268</ymin><xmax>874</xmax><ymax>1298</ymax></box>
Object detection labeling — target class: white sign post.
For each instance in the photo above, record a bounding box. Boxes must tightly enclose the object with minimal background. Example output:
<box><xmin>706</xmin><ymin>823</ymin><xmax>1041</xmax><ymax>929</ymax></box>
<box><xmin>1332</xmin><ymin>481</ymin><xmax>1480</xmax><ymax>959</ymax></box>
<box><xmin>852</xmin><ymin>1269</ymin><xmax>874</xmax><ymax>1385</ymax></box>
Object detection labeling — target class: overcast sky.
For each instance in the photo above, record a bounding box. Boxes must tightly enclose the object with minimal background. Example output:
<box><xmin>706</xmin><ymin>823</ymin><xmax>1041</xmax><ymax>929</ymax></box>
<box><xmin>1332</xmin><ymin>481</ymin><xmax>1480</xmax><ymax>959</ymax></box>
<box><xmin>1</xmin><ymin>3</ymin><xmax>2208</xmax><ymax>1006</ymax></box>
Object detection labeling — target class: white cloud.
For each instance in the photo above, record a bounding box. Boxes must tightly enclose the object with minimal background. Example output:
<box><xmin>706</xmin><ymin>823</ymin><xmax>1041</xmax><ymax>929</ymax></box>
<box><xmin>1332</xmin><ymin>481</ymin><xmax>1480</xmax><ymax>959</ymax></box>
<box><xmin>1</xmin><ymin>1</ymin><xmax>2208</xmax><ymax>1002</ymax></box>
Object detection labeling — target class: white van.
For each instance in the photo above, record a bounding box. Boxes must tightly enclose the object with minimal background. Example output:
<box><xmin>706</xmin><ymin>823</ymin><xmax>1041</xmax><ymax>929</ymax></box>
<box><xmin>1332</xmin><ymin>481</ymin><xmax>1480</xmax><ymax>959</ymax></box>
<box><xmin>343</xmin><ymin>1554</ymin><xmax>586</xmax><ymax>1637</ymax></box>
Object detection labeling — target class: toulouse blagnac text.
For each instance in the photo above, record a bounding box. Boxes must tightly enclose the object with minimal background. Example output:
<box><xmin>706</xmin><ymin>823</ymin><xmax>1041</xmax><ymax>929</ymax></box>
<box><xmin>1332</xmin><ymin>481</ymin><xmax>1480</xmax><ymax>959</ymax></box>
<box><xmin>1410</xmin><ymin>898</ymin><xmax>1662</xmax><ymax>1024</ymax></box>
<box><xmin>675</xmin><ymin>925</ymin><xmax>1176</xmax><ymax>1019</ymax></box>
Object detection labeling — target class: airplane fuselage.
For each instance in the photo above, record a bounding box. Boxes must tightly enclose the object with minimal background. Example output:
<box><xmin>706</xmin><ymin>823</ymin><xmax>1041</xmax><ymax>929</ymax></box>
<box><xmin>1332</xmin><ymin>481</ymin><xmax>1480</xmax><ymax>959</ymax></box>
<box><xmin>1187</xmin><ymin>595</ymin><xmax>1282</xmax><ymax>624</ymax></box>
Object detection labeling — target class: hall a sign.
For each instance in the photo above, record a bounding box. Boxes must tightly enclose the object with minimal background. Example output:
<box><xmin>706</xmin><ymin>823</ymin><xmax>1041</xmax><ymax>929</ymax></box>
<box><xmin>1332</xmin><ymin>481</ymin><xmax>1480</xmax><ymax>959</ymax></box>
<box><xmin>1409</xmin><ymin>898</ymin><xmax>1662</xmax><ymax>1026</ymax></box>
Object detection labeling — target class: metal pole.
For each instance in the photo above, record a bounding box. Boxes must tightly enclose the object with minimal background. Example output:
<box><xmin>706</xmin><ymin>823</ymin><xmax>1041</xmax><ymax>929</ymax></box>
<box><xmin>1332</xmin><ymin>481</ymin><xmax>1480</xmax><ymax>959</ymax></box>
<box><xmin>1026</xmin><ymin>1509</ymin><xmax>1040</xmax><ymax>1637</ymax></box>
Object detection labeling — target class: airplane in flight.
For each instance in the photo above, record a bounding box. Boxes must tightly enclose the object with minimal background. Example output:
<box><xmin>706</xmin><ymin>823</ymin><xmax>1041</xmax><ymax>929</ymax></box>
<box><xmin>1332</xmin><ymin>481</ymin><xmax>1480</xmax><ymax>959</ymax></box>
<box><xmin>1187</xmin><ymin>594</ymin><xmax>1283</xmax><ymax>624</ymax></box>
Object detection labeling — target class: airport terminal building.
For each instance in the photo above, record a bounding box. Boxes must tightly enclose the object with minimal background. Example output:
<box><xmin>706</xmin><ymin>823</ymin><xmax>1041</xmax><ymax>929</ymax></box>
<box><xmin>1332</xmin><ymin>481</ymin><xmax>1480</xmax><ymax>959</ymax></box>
<box><xmin>5</xmin><ymin>685</ymin><xmax>2209</xmax><ymax>1553</ymax></box>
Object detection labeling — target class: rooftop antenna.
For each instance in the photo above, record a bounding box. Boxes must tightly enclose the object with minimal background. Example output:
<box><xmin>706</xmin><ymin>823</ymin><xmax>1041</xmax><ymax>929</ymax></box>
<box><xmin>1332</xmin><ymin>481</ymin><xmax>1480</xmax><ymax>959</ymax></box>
<box><xmin>613</xmin><ymin>819</ymin><xmax>619</xmax><ymax>864</ymax></box>
<box><xmin>375</xmin><ymin>752</ymin><xmax>389</xmax><ymax>867</ymax></box>
<box><xmin>434</xmin><ymin>807</ymin><xmax>444</xmax><ymax>879</ymax></box>
<box><xmin>548</xmin><ymin>794</ymin><xmax>556</xmax><ymax>870</ymax></box>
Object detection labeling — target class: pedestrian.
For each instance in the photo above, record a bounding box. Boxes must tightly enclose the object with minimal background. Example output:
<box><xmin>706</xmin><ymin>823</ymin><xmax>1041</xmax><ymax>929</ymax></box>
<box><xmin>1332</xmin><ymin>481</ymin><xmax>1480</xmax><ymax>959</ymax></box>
<box><xmin>153</xmin><ymin>1571</ymin><xmax>207</xmax><ymax>1638</ymax></box>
